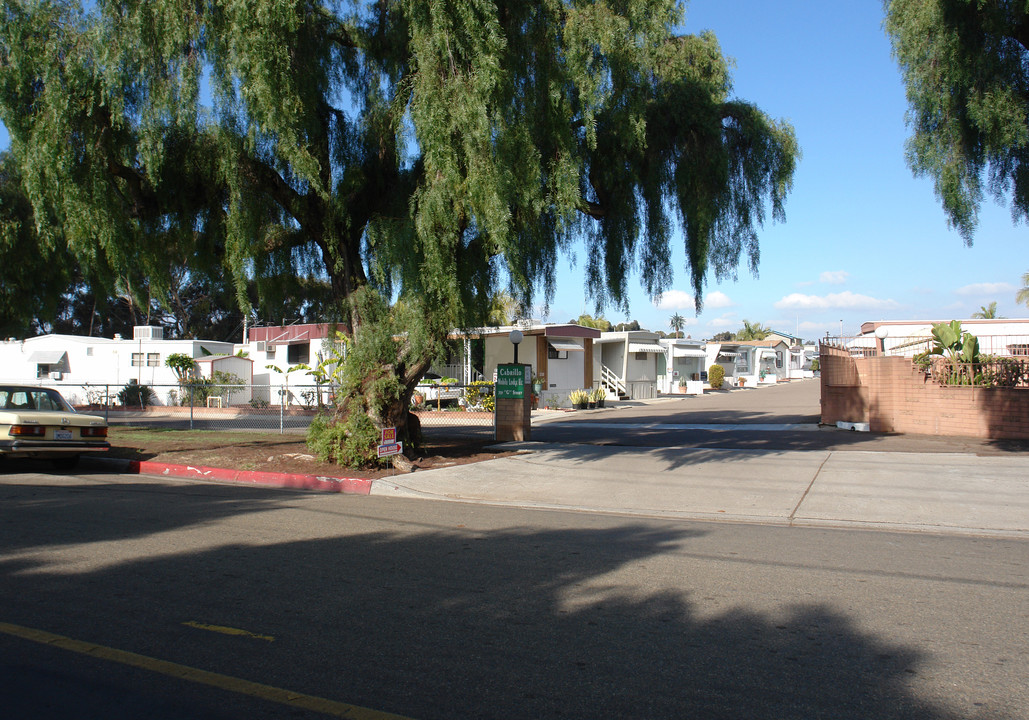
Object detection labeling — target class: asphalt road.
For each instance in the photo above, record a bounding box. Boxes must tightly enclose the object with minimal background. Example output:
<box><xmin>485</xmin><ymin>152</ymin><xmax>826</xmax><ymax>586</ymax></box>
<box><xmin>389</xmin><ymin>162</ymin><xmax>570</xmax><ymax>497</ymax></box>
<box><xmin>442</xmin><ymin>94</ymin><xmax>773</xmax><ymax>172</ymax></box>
<box><xmin>2</xmin><ymin>470</ymin><xmax>1027</xmax><ymax>719</ymax></box>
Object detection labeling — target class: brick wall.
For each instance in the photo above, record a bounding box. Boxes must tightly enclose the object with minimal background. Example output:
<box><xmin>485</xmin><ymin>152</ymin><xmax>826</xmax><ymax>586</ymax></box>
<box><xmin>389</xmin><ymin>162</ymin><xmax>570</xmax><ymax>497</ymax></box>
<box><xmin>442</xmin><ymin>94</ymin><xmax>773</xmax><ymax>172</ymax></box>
<box><xmin>495</xmin><ymin>388</ymin><xmax>531</xmax><ymax>442</ymax></box>
<box><xmin>820</xmin><ymin>345</ymin><xmax>1029</xmax><ymax>439</ymax></box>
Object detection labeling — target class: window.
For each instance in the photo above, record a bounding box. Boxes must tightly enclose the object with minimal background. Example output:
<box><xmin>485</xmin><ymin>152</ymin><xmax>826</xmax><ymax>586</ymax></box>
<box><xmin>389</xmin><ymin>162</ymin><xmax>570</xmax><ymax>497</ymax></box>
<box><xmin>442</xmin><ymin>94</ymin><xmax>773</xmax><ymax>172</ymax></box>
<box><xmin>547</xmin><ymin>347</ymin><xmax>567</xmax><ymax>360</ymax></box>
<box><xmin>776</xmin><ymin>351</ymin><xmax>784</xmax><ymax>369</ymax></box>
<box><xmin>287</xmin><ymin>344</ymin><xmax>310</xmax><ymax>364</ymax></box>
<box><xmin>86</xmin><ymin>347</ymin><xmax>94</xmax><ymax>357</ymax></box>
<box><xmin>147</xmin><ymin>353</ymin><xmax>160</xmax><ymax>367</ymax></box>
<box><xmin>36</xmin><ymin>364</ymin><xmax>52</xmax><ymax>379</ymax></box>
<box><xmin>635</xmin><ymin>352</ymin><xmax>647</xmax><ymax>361</ymax></box>
<box><xmin>131</xmin><ymin>353</ymin><xmax>144</xmax><ymax>367</ymax></box>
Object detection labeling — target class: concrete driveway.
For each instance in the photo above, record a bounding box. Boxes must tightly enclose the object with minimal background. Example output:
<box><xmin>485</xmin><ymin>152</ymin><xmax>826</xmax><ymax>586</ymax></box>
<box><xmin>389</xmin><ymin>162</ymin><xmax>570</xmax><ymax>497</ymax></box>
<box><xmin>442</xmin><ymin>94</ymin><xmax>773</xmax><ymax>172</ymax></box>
<box><xmin>373</xmin><ymin>379</ymin><xmax>1029</xmax><ymax>537</ymax></box>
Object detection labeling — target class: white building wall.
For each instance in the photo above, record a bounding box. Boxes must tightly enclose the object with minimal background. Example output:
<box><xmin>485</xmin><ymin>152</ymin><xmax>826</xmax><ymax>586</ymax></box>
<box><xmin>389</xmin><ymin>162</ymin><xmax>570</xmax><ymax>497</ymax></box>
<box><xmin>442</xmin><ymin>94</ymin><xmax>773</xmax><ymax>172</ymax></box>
<box><xmin>0</xmin><ymin>334</ymin><xmax>234</xmax><ymax>405</ymax></box>
<box><xmin>484</xmin><ymin>335</ymin><xmax>540</xmax><ymax>381</ymax></box>
<box><xmin>546</xmin><ymin>350</ymin><xmax>583</xmax><ymax>392</ymax></box>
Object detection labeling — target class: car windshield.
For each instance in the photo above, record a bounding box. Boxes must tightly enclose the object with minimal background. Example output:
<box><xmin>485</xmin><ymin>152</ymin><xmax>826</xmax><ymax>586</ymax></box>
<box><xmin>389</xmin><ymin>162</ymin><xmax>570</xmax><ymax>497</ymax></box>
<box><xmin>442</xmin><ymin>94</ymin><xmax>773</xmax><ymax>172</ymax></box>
<box><xmin>0</xmin><ymin>387</ymin><xmax>75</xmax><ymax>412</ymax></box>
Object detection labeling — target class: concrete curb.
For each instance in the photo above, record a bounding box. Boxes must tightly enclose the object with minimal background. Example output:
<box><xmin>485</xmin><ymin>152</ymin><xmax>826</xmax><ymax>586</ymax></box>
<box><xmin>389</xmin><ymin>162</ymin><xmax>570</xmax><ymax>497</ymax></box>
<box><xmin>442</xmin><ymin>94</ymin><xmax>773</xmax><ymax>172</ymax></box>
<box><xmin>83</xmin><ymin>457</ymin><xmax>372</xmax><ymax>494</ymax></box>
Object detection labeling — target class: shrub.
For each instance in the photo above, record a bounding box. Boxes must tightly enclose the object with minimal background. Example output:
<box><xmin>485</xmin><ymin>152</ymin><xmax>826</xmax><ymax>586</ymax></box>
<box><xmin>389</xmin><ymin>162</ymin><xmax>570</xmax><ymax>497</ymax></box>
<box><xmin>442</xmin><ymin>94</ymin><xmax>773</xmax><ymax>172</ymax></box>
<box><xmin>307</xmin><ymin>411</ymin><xmax>381</xmax><ymax>467</ymax></box>
<box><xmin>809</xmin><ymin>358</ymin><xmax>820</xmax><ymax>372</ymax></box>
<box><xmin>180</xmin><ymin>378</ymin><xmax>214</xmax><ymax>406</ymax></box>
<box><xmin>708</xmin><ymin>364</ymin><xmax>725</xmax><ymax>389</ymax></box>
<box><xmin>118</xmin><ymin>381</ymin><xmax>155</xmax><ymax>408</ymax></box>
<box><xmin>464</xmin><ymin>380</ymin><xmax>494</xmax><ymax>407</ymax></box>
<box><xmin>978</xmin><ymin>356</ymin><xmax>1027</xmax><ymax>388</ymax></box>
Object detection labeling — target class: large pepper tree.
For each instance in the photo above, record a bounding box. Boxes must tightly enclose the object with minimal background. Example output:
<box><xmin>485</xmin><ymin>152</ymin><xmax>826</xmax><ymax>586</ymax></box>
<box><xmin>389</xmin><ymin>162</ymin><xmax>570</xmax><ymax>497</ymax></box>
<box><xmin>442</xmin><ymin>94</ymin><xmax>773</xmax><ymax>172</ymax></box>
<box><xmin>1</xmin><ymin>0</ymin><xmax>798</xmax><ymax>466</ymax></box>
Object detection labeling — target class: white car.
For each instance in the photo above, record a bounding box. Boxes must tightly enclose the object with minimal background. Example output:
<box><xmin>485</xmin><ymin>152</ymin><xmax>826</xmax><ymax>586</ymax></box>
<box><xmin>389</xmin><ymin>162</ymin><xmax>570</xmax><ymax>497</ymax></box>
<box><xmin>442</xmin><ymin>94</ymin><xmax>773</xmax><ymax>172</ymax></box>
<box><xmin>0</xmin><ymin>385</ymin><xmax>110</xmax><ymax>470</ymax></box>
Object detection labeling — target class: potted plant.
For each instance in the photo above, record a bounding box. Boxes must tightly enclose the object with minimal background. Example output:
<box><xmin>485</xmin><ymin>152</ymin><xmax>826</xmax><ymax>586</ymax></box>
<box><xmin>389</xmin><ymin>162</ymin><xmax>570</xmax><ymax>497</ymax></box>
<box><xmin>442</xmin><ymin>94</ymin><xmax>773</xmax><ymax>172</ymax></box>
<box><xmin>592</xmin><ymin>387</ymin><xmax>606</xmax><ymax>408</ymax></box>
<box><xmin>678</xmin><ymin>376</ymin><xmax>688</xmax><ymax>394</ymax></box>
<box><xmin>532</xmin><ymin>374</ymin><xmax>545</xmax><ymax>395</ymax></box>
<box><xmin>569</xmin><ymin>389</ymin><xmax>589</xmax><ymax>410</ymax></box>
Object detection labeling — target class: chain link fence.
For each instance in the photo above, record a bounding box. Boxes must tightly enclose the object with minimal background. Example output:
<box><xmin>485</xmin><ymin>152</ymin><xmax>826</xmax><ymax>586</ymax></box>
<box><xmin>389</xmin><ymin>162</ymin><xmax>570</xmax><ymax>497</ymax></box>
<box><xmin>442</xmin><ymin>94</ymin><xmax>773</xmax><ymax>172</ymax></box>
<box><xmin>45</xmin><ymin>382</ymin><xmax>497</xmax><ymax>438</ymax></box>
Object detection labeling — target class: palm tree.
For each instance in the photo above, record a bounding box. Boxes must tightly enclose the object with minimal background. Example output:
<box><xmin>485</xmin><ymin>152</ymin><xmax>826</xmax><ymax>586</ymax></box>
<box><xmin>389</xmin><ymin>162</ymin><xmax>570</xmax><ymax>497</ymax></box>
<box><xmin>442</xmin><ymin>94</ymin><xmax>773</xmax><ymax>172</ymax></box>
<box><xmin>971</xmin><ymin>301</ymin><xmax>1001</xmax><ymax>319</ymax></box>
<box><xmin>734</xmin><ymin>319</ymin><xmax>771</xmax><ymax>341</ymax></box>
<box><xmin>668</xmin><ymin>313</ymin><xmax>686</xmax><ymax>338</ymax></box>
<box><xmin>1017</xmin><ymin>272</ymin><xmax>1029</xmax><ymax>309</ymax></box>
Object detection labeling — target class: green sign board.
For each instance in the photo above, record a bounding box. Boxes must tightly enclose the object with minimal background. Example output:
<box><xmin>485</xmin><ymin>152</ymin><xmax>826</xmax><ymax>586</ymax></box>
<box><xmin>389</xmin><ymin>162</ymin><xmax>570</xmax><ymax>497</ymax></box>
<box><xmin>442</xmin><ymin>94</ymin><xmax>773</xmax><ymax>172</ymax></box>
<box><xmin>496</xmin><ymin>364</ymin><xmax>529</xmax><ymax>399</ymax></box>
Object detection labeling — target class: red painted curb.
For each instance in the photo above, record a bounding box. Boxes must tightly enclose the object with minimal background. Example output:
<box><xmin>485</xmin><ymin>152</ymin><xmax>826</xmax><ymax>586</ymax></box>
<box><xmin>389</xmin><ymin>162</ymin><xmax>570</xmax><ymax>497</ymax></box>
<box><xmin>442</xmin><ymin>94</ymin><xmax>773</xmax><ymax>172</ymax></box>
<box><xmin>126</xmin><ymin>460</ymin><xmax>372</xmax><ymax>494</ymax></box>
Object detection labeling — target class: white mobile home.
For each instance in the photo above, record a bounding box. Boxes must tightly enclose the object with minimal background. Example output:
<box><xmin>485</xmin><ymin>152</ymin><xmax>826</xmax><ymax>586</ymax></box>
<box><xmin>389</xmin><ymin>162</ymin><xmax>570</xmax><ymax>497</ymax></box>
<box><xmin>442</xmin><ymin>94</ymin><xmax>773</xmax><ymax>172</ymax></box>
<box><xmin>592</xmin><ymin>330</ymin><xmax>664</xmax><ymax>400</ymax></box>
<box><xmin>0</xmin><ymin>327</ymin><xmax>234</xmax><ymax>405</ymax></box>
<box><xmin>480</xmin><ymin>324</ymin><xmax>601</xmax><ymax>407</ymax></box>
<box><xmin>658</xmin><ymin>337</ymin><xmax>708</xmax><ymax>394</ymax></box>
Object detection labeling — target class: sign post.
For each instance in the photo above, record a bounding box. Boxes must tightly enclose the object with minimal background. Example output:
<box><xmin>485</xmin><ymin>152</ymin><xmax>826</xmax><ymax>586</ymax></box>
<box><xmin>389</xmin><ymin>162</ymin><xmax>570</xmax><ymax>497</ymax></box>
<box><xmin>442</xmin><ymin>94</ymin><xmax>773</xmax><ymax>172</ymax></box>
<box><xmin>377</xmin><ymin>427</ymin><xmax>402</xmax><ymax>459</ymax></box>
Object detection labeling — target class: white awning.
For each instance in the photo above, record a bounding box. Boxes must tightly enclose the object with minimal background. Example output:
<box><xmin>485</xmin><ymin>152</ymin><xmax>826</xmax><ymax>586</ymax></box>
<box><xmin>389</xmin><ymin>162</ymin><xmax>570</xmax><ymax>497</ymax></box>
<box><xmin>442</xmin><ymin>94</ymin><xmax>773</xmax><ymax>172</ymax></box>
<box><xmin>628</xmin><ymin>342</ymin><xmax>665</xmax><ymax>354</ymax></box>
<box><xmin>716</xmin><ymin>351</ymin><xmax>741</xmax><ymax>359</ymax></box>
<box><xmin>28</xmin><ymin>350</ymin><xmax>68</xmax><ymax>367</ymax></box>
<box><xmin>548</xmin><ymin>339</ymin><xmax>584</xmax><ymax>352</ymax></box>
<box><xmin>672</xmin><ymin>347</ymin><xmax>708</xmax><ymax>358</ymax></box>
<box><xmin>758</xmin><ymin>349</ymin><xmax>778</xmax><ymax>358</ymax></box>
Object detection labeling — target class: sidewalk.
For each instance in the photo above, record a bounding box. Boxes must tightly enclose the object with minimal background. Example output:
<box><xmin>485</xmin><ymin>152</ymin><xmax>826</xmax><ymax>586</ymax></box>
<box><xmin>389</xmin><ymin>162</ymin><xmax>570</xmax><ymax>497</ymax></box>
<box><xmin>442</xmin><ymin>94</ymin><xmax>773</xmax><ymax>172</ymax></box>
<box><xmin>369</xmin><ymin>442</ymin><xmax>1029</xmax><ymax>538</ymax></box>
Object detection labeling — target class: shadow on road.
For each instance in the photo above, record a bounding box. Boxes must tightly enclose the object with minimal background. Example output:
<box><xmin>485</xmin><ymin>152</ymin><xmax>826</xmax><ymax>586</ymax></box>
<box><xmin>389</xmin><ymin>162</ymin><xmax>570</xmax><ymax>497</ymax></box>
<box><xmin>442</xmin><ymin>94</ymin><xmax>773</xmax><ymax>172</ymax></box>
<box><xmin>0</xmin><ymin>481</ymin><xmax>992</xmax><ymax>719</ymax></box>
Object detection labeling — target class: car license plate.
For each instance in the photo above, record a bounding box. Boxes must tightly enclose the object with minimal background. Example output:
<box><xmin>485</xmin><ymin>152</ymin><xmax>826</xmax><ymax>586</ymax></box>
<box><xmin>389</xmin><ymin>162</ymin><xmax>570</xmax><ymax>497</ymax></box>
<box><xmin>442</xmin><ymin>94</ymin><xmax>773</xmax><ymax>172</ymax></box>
<box><xmin>54</xmin><ymin>430</ymin><xmax>73</xmax><ymax>441</ymax></box>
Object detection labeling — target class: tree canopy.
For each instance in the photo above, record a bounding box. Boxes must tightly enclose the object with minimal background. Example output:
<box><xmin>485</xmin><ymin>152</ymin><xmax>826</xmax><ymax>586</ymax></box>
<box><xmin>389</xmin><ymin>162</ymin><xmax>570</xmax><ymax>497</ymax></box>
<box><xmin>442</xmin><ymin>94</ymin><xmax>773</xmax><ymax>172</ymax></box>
<box><xmin>1017</xmin><ymin>271</ymin><xmax>1029</xmax><ymax>308</ymax></box>
<box><xmin>884</xmin><ymin>0</ymin><xmax>1029</xmax><ymax>240</ymax></box>
<box><xmin>668</xmin><ymin>312</ymin><xmax>686</xmax><ymax>338</ymax></box>
<box><xmin>733</xmin><ymin>319</ymin><xmax>770</xmax><ymax>341</ymax></box>
<box><xmin>971</xmin><ymin>301</ymin><xmax>1001</xmax><ymax>319</ymax></box>
<box><xmin>1</xmin><ymin>0</ymin><xmax>799</xmax><ymax>463</ymax></box>
<box><xmin>1</xmin><ymin>0</ymin><xmax>797</xmax><ymax>322</ymax></box>
<box><xmin>571</xmin><ymin>313</ymin><xmax>613</xmax><ymax>332</ymax></box>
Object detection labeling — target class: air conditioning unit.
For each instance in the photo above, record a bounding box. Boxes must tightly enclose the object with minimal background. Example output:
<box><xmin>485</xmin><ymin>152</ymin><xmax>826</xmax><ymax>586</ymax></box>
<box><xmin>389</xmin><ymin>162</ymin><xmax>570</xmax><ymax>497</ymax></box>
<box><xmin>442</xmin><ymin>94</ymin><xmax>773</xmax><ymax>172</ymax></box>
<box><xmin>50</xmin><ymin>371</ymin><xmax>63</xmax><ymax>381</ymax></box>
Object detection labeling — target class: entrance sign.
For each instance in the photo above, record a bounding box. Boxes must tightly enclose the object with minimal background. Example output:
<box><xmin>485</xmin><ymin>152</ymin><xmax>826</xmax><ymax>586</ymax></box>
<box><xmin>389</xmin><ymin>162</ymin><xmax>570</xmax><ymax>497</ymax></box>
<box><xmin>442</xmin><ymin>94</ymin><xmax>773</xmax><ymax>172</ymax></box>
<box><xmin>496</xmin><ymin>364</ymin><xmax>528</xmax><ymax>399</ymax></box>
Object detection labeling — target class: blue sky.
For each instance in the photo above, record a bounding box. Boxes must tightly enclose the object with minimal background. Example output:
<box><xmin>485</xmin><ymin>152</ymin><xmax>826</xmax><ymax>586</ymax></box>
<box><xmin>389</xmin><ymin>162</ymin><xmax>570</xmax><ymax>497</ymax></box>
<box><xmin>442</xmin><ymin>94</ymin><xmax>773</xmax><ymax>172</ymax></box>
<box><xmin>558</xmin><ymin>0</ymin><xmax>1027</xmax><ymax>340</ymax></box>
<box><xmin>3</xmin><ymin>1</ymin><xmax>1026</xmax><ymax>341</ymax></box>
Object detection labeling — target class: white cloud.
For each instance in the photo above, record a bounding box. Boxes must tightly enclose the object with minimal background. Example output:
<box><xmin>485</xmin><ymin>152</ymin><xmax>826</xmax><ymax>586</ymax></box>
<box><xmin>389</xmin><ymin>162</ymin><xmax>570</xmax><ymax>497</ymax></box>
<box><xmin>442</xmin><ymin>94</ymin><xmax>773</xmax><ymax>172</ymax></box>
<box><xmin>954</xmin><ymin>282</ymin><xmax>1015</xmax><ymax>297</ymax></box>
<box><xmin>653</xmin><ymin>289</ymin><xmax>695</xmax><ymax>310</ymax></box>
<box><xmin>705</xmin><ymin>291</ymin><xmax>734</xmax><ymax>309</ymax></box>
<box><xmin>707</xmin><ymin>313</ymin><xmax>738</xmax><ymax>329</ymax></box>
<box><xmin>774</xmin><ymin>291</ymin><xmax>899</xmax><ymax>311</ymax></box>
<box><xmin>654</xmin><ymin>288</ymin><xmax>733</xmax><ymax>311</ymax></box>
<box><xmin>819</xmin><ymin>270</ymin><xmax>849</xmax><ymax>285</ymax></box>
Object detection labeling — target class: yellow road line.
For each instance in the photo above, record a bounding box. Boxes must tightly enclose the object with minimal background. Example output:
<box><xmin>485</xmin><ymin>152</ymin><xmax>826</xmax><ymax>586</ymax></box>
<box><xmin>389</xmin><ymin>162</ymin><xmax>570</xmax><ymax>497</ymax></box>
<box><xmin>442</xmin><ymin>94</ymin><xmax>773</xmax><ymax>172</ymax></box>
<box><xmin>182</xmin><ymin>621</ymin><xmax>275</xmax><ymax>642</ymax></box>
<box><xmin>0</xmin><ymin>621</ymin><xmax>414</xmax><ymax>720</ymax></box>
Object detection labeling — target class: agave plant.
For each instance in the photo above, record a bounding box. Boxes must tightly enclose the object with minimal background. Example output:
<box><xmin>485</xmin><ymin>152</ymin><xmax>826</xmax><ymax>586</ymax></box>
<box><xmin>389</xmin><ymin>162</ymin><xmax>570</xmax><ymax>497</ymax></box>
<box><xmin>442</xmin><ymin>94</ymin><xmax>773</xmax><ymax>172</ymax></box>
<box><xmin>569</xmin><ymin>389</ymin><xmax>590</xmax><ymax>407</ymax></box>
